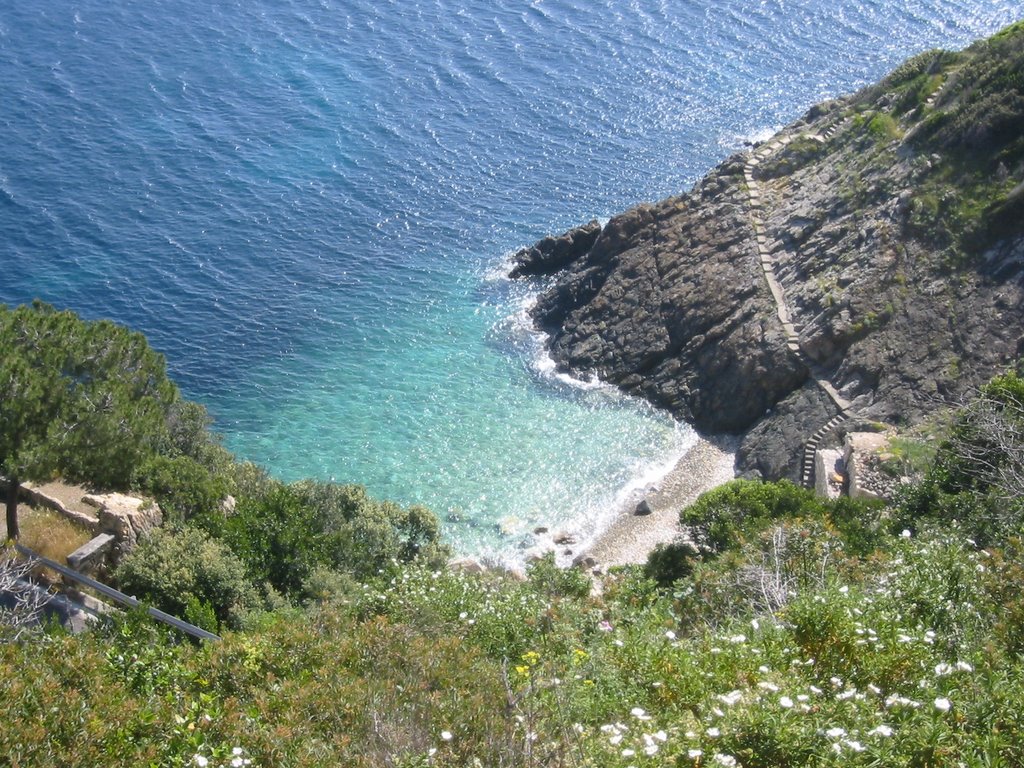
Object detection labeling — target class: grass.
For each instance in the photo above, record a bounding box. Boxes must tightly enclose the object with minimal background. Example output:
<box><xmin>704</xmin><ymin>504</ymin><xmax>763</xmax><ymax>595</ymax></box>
<box><xmin>1</xmin><ymin>504</ymin><xmax>94</xmax><ymax>563</ymax></box>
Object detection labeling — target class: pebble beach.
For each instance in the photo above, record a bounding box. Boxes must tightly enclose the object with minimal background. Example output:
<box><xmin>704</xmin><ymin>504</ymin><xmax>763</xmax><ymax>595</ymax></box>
<box><xmin>582</xmin><ymin>435</ymin><xmax>738</xmax><ymax>569</ymax></box>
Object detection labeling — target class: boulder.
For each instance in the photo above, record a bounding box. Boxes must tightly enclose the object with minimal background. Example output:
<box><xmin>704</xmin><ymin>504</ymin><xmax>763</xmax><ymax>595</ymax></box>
<box><xmin>449</xmin><ymin>557</ymin><xmax>487</xmax><ymax>575</ymax></box>
<box><xmin>86</xmin><ymin>492</ymin><xmax>162</xmax><ymax>562</ymax></box>
<box><xmin>634</xmin><ymin>499</ymin><xmax>653</xmax><ymax>516</ymax></box>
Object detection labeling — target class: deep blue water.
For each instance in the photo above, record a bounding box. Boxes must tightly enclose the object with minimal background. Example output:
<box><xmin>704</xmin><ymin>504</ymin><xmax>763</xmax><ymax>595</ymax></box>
<box><xmin>1</xmin><ymin>0</ymin><xmax>1018</xmax><ymax>560</ymax></box>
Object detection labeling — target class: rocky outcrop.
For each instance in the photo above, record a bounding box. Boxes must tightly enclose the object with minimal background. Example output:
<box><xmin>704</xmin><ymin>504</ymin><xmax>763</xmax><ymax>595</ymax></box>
<box><xmin>84</xmin><ymin>492</ymin><xmax>163</xmax><ymax>563</ymax></box>
<box><xmin>530</xmin><ymin>158</ymin><xmax>808</xmax><ymax>437</ymax></box>
<box><xmin>512</xmin><ymin>29</ymin><xmax>1024</xmax><ymax>482</ymax></box>
<box><xmin>510</xmin><ymin>220</ymin><xmax>602</xmax><ymax>278</ymax></box>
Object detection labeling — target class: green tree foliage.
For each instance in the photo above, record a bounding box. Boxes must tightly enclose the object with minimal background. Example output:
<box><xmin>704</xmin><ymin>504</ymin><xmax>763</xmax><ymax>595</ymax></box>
<box><xmin>211</xmin><ymin>484</ymin><xmax>329</xmax><ymax>595</ymax></box>
<box><xmin>896</xmin><ymin>369</ymin><xmax>1024</xmax><ymax>544</ymax></box>
<box><xmin>293</xmin><ymin>480</ymin><xmax>448</xmax><ymax>580</ymax></box>
<box><xmin>645</xmin><ymin>479</ymin><xmax>884</xmax><ymax>588</ymax></box>
<box><xmin>115</xmin><ymin>526</ymin><xmax>258</xmax><ymax>630</ymax></box>
<box><xmin>0</xmin><ymin>301</ymin><xmax>176</xmax><ymax>538</ymax></box>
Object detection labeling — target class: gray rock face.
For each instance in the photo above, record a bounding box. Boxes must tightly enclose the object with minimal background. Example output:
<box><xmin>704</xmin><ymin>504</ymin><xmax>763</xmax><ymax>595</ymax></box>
<box><xmin>531</xmin><ymin>159</ymin><xmax>808</xmax><ymax>437</ymax></box>
<box><xmin>514</xmin><ymin>83</ymin><xmax>1024</xmax><ymax>479</ymax></box>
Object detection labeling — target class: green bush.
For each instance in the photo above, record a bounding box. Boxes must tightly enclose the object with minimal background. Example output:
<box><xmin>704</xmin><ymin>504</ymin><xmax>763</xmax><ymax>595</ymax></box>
<box><xmin>681</xmin><ymin>479</ymin><xmax>825</xmax><ymax>553</ymax></box>
<box><xmin>115</xmin><ymin>526</ymin><xmax>258</xmax><ymax>630</ymax></box>
<box><xmin>133</xmin><ymin>454</ymin><xmax>230</xmax><ymax>523</ymax></box>
<box><xmin>645</xmin><ymin>540</ymin><xmax>700</xmax><ymax>587</ymax></box>
<box><xmin>292</xmin><ymin>479</ymin><xmax>449</xmax><ymax>581</ymax></box>
<box><xmin>212</xmin><ymin>484</ymin><xmax>329</xmax><ymax>595</ymax></box>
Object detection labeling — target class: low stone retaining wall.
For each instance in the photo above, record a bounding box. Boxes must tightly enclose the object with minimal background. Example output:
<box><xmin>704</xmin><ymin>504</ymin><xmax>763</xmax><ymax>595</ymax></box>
<box><xmin>19</xmin><ymin>483</ymin><xmax>100</xmax><ymax>534</ymax></box>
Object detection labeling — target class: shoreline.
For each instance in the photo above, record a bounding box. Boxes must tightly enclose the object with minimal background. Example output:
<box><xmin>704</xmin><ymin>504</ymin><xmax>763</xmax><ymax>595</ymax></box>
<box><xmin>580</xmin><ymin>434</ymin><xmax>738</xmax><ymax>570</ymax></box>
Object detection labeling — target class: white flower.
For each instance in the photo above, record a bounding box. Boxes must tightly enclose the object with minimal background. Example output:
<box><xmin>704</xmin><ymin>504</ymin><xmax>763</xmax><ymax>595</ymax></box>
<box><xmin>653</xmin><ymin>730</ymin><xmax>667</xmax><ymax>742</ymax></box>
<box><xmin>935</xmin><ymin>697</ymin><xmax>952</xmax><ymax>712</ymax></box>
<box><xmin>631</xmin><ymin>707</ymin><xmax>651</xmax><ymax>721</ymax></box>
<box><xmin>825</xmin><ymin>727</ymin><xmax>846</xmax><ymax>739</ymax></box>
<box><xmin>718</xmin><ymin>690</ymin><xmax>743</xmax><ymax>706</ymax></box>
<box><xmin>688</xmin><ymin>749</ymin><xmax>704</xmax><ymax>759</ymax></box>
<box><xmin>610</xmin><ymin>734</ymin><xmax>623</xmax><ymax>746</ymax></box>
<box><xmin>231</xmin><ymin>759</ymin><xmax>243</xmax><ymax>768</ymax></box>
<box><xmin>869</xmin><ymin>724</ymin><xmax>894</xmax><ymax>737</ymax></box>
<box><xmin>758</xmin><ymin>681</ymin><xmax>779</xmax><ymax>692</ymax></box>
<box><xmin>779</xmin><ymin>696</ymin><xmax>794</xmax><ymax>708</ymax></box>
<box><xmin>935</xmin><ymin>663</ymin><xmax>953</xmax><ymax>677</ymax></box>
<box><xmin>441</xmin><ymin>730</ymin><xmax>453</xmax><ymax>741</ymax></box>
<box><xmin>712</xmin><ymin>754</ymin><xmax>737</xmax><ymax>767</ymax></box>
<box><xmin>193</xmin><ymin>757</ymin><xmax>209</xmax><ymax>768</ymax></box>
<box><xmin>901</xmin><ymin>529</ymin><xmax>912</xmax><ymax>538</ymax></box>
<box><xmin>232</xmin><ymin>748</ymin><xmax>243</xmax><ymax>757</ymax></box>
<box><xmin>729</xmin><ymin>634</ymin><xmax>746</xmax><ymax>644</ymax></box>
<box><xmin>665</xmin><ymin>630</ymin><xmax>677</xmax><ymax>640</ymax></box>
<box><xmin>707</xmin><ymin>727</ymin><xmax>721</xmax><ymax>738</ymax></box>
<box><xmin>885</xmin><ymin>694</ymin><xmax>921</xmax><ymax>709</ymax></box>
<box><xmin>955</xmin><ymin>661</ymin><xmax>974</xmax><ymax>673</ymax></box>
<box><xmin>845</xmin><ymin>740</ymin><xmax>865</xmax><ymax>752</ymax></box>
<box><xmin>622</xmin><ymin>748</ymin><xmax>636</xmax><ymax>757</ymax></box>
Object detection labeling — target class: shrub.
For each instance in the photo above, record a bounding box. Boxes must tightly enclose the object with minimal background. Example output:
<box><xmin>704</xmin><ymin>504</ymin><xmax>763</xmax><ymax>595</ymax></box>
<box><xmin>115</xmin><ymin>526</ymin><xmax>258</xmax><ymax>630</ymax></box>
<box><xmin>645</xmin><ymin>540</ymin><xmax>700</xmax><ymax>587</ymax></box>
<box><xmin>212</xmin><ymin>484</ymin><xmax>329</xmax><ymax>595</ymax></box>
<box><xmin>133</xmin><ymin>454</ymin><xmax>229</xmax><ymax>523</ymax></box>
<box><xmin>681</xmin><ymin>479</ymin><xmax>825</xmax><ymax>553</ymax></box>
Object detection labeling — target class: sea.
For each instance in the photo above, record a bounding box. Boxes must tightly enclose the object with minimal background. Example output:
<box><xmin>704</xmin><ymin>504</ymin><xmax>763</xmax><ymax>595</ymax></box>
<box><xmin>0</xmin><ymin>0</ymin><xmax>1018</xmax><ymax>562</ymax></box>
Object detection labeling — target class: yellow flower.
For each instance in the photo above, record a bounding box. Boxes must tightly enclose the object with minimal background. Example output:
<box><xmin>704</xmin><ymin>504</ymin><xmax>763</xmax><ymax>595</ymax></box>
<box><xmin>521</xmin><ymin>651</ymin><xmax>540</xmax><ymax>667</ymax></box>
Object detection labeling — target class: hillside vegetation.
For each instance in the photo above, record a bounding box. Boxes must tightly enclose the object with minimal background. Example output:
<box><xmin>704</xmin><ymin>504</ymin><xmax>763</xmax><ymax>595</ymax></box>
<box><xmin>3</xmin><ymin>369</ymin><xmax>1024</xmax><ymax>767</ymax></box>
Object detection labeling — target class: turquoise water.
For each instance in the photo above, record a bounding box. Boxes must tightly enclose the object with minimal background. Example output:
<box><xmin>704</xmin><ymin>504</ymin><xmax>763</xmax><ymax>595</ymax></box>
<box><xmin>1</xmin><ymin>0</ymin><xmax>1018</xmax><ymax>560</ymax></box>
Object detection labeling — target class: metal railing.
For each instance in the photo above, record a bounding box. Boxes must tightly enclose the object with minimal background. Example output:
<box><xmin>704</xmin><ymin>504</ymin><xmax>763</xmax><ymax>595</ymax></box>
<box><xmin>13</xmin><ymin>542</ymin><xmax>220</xmax><ymax>642</ymax></box>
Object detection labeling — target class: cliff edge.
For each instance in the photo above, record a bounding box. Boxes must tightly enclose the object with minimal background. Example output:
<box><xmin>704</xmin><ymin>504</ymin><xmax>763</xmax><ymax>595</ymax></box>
<box><xmin>512</xmin><ymin>22</ymin><xmax>1024</xmax><ymax>483</ymax></box>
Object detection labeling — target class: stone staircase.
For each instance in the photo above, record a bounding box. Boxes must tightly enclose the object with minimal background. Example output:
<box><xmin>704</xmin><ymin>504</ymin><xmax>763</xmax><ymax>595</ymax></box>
<box><xmin>743</xmin><ymin>122</ymin><xmax>855</xmax><ymax>489</ymax></box>
<box><xmin>800</xmin><ymin>412</ymin><xmax>851</xmax><ymax>488</ymax></box>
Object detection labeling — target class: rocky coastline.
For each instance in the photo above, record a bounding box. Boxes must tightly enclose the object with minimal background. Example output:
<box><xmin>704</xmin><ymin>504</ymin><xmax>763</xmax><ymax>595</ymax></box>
<box><xmin>511</xmin><ymin>36</ymin><xmax>1024</xmax><ymax>486</ymax></box>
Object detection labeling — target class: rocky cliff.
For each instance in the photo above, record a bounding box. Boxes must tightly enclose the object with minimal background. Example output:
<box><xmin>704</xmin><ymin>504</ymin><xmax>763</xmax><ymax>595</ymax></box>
<box><xmin>512</xmin><ymin>22</ymin><xmax>1024</xmax><ymax>483</ymax></box>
